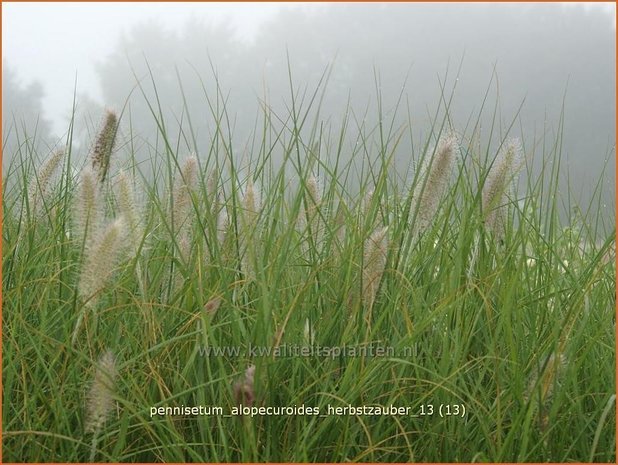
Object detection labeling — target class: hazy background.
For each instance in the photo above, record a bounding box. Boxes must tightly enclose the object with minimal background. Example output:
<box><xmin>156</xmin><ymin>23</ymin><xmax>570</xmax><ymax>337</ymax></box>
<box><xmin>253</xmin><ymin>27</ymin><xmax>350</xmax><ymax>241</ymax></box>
<box><xmin>3</xmin><ymin>2</ymin><xmax>616</xmax><ymax>213</ymax></box>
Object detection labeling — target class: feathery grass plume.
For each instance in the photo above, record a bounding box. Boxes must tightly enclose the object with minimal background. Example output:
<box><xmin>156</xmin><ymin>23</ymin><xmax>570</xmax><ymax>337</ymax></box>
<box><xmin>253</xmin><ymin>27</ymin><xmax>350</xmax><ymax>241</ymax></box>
<box><xmin>298</xmin><ymin>174</ymin><xmax>323</xmax><ymax>251</ymax></box>
<box><xmin>77</xmin><ymin>217</ymin><xmax>126</xmax><ymax>307</ymax></box>
<box><xmin>204</xmin><ymin>169</ymin><xmax>226</xmax><ymax>263</ymax></box>
<box><xmin>206</xmin><ymin>170</ymin><xmax>222</xmax><ymax>253</ymax></box>
<box><xmin>333</xmin><ymin>200</ymin><xmax>348</xmax><ymax>252</ymax></box>
<box><xmin>86</xmin><ymin>350</ymin><xmax>118</xmax><ymax>433</ymax></box>
<box><xmin>86</xmin><ymin>350</ymin><xmax>118</xmax><ymax>462</ymax></box>
<box><xmin>162</xmin><ymin>156</ymin><xmax>198</xmax><ymax>297</ymax></box>
<box><xmin>466</xmin><ymin>234</ymin><xmax>480</xmax><ymax>280</ymax></box>
<box><xmin>171</xmin><ymin>156</ymin><xmax>198</xmax><ymax>263</ymax></box>
<box><xmin>115</xmin><ymin>171</ymin><xmax>147</xmax><ymax>297</ymax></box>
<box><xmin>233</xmin><ymin>365</ymin><xmax>256</xmax><ymax>408</ymax></box>
<box><xmin>362</xmin><ymin>226</ymin><xmax>389</xmax><ymax>309</ymax></box>
<box><xmin>412</xmin><ymin>132</ymin><xmax>459</xmax><ymax>236</ymax></box>
<box><xmin>241</xmin><ymin>177</ymin><xmax>261</xmax><ymax>228</ymax></box>
<box><xmin>216</xmin><ymin>205</ymin><xmax>230</xmax><ymax>252</ymax></box>
<box><xmin>91</xmin><ymin>109</ymin><xmax>119</xmax><ymax>184</ymax></box>
<box><xmin>172</xmin><ymin>156</ymin><xmax>198</xmax><ymax>230</ymax></box>
<box><xmin>74</xmin><ymin>167</ymin><xmax>104</xmax><ymax>250</ymax></box>
<box><xmin>305</xmin><ymin>174</ymin><xmax>321</xmax><ymax>222</ymax></box>
<box><xmin>362</xmin><ymin>189</ymin><xmax>374</xmax><ymax>218</ymax></box>
<box><xmin>240</xmin><ymin>178</ymin><xmax>261</xmax><ymax>281</ymax></box>
<box><xmin>303</xmin><ymin>318</ymin><xmax>315</xmax><ymax>346</ymax></box>
<box><xmin>73</xmin><ymin>217</ymin><xmax>126</xmax><ymax>344</ymax></box>
<box><xmin>206</xmin><ymin>169</ymin><xmax>218</xmax><ymax>205</ymax></box>
<box><xmin>482</xmin><ymin>137</ymin><xmax>523</xmax><ymax>239</ymax></box>
<box><xmin>205</xmin><ymin>169</ymin><xmax>221</xmax><ymax>225</ymax></box>
<box><xmin>27</xmin><ymin>148</ymin><xmax>65</xmax><ymax>218</ymax></box>
<box><xmin>115</xmin><ymin>170</ymin><xmax>142</xmax><ymax>258</ymax></box>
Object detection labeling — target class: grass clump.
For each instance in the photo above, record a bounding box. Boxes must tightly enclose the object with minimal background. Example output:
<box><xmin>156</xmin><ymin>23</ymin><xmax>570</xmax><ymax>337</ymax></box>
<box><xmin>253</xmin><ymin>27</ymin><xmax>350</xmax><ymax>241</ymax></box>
<box><xmin>2</xmin><ymin>68</ymin><xmax>615</xmax><ymax>462</ymax></box>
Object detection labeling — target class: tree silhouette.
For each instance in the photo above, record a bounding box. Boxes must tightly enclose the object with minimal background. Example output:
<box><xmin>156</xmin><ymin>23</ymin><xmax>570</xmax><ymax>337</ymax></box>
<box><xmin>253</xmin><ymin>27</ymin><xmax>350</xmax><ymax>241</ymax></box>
<box><xmin>93</xmin><ymin>4</ymin><xmax>614</xmax><ymax>207</ymax></box>
<box><xmin>3</xmin><ymin>63</ymin><xmax>53</xmax><ymax>165</ymax></box>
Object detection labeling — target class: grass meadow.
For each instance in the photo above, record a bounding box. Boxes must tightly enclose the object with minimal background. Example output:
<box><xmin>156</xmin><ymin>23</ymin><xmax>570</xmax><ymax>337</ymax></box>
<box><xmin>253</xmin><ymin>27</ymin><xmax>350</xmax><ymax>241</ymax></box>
<box><xmin>2</xmin><ymin>71</ymin><xmax>616</xmax><ymax>462</ymax></box>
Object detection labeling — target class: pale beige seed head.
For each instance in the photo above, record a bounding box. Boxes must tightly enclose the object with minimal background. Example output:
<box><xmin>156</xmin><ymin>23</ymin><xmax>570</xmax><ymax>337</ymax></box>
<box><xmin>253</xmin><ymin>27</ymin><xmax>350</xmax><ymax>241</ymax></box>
<box><xmin>363</xmin><ymin>189</ymin><xmax>374</xmax><ymax>218</ymax></box>
<box><xmin>233</xmin><ymin>364</ymin><xmax>256</xmax><ymax>408</ymax></box>
<box><xmin>172</xmin><ymin>156</ymin><xmax>198</xmax><ymax>231</ymax></box>
<box><xmin>413</xmin><ymin>132</ymin><xmax>459</xmax><ymax>236</ymax></box>
<box><xmin>206</xmin><ymin>169</ymin><xmax>218</xmax><ymax>204</ymax></box>
<box><xmin>206</xmin><ymin>169</ymin><xmax>221</xmax><ymax>236</ymax></box>
<box><xmin>74</xmin><ymin>167</ymin><xmax>103</xmax><ymax>249</ymax></box>
<box><xmin>28</xmin><ymin>148</ymin><xmax>65</xmax><ymax>217</ymax></box>
<box><xmin>482</xmin><ymin>138</ymin><xmax>523</xmax><ymax>238</ymax></box>
<box><xmin>168</xmin><ymin>157</ymin><xmax>198</xmax><ymax>288</ymax></box>
<box><xmin>304</xmin><ymin>175</ymin><xmax>323</xmax><ymax>243</ymax></box>
<box><xmin>78</xmin><ymin>217</ymin><xmax>126</xmax><ymax>306</ymax></box>
<box><xmin>116</xmin><ymin>170</ymin><xmax>143</xmax><ymax>257</ymax></box>
<box><xmin>362</xmin><ymin>226</ymin><xmax>389</xmax><ymax>308</ymax></box>
<box><xmin>85</xmin><ymin>350</ymin><xmax>118</xmax><ymax>434</ymax></box>
<box><xmin>306</xmin><ymin>175</ymin><xmax>321</xmax><ymax>213</ymax></box>
<box><xmin>334</xmin><ymin>200</ymin><xmax>348</xmax><ymax>248</ymax></box>
<box><xmin>216</xmin><ymin>205</ymin><xmax>229</xmax><ymax>249</ymax></box>
<box><xmin>240</xmin><ymin>179</ymin><xmax>261</xmax><ymax>281</ymax></box>
<box><xmin>242</xmin><ymin>178</ymin><xmax>261</xmax><ymax>224</ymax></box>
<box><xmin>91</xmin><ymin>110</ymin><xmax>119</xmax><ymax>184</ymax></box>
<box><xmin>303</xmin><ymin>318</ymin><xmax>315</xmax><ymax>346</ymax></box>
<box><xmin>245</xmin><ymin>365</ymin><xmax>255</xmax><ymax>384</ymax></box>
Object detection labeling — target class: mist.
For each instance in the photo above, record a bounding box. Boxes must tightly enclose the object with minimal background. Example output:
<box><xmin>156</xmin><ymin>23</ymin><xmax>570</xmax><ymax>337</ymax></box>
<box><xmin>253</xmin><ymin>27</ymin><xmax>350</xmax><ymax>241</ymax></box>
<box><xmin>3</xmin><ymin>3</ymin><xmax>615</xmax><ymax>214</ymax></box>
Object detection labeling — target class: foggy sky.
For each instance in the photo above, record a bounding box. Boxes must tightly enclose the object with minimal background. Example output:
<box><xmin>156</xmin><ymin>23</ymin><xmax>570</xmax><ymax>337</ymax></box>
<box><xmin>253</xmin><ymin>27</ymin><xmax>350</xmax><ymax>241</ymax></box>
<box><xmin>3</xmin><ymin>2</ymin><xmax>616</xmax><ymax>217</ymax></box>
<box><xmin>3</xmin><ymin>2</ymin><xmax>613</xmax><ymax>136</ymax></box>
<box><xmin>3</xmin><ymin>2</ymin><xmax>322</xmax><ymax>134</ymax></box>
